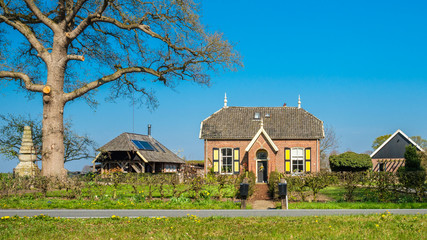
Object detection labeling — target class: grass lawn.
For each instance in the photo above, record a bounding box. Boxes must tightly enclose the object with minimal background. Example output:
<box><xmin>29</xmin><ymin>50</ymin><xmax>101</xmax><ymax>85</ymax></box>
<box><xmin>0</xmin><ymin>197</ymin><xmax>240</xmax><ymax>209</ymax></box>
<box><xmin>0</xmin><ymin>213</ymin><xmax>425</xmax><ymax>239</ymax></box>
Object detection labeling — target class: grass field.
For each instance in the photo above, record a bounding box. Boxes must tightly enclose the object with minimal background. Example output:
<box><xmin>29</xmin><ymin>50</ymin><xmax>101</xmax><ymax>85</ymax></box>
<box><xmin>0</xmin><ymin>213</ymin><xmax>425</xmax><ymax>239</ymax></box>
<box><xmin>1</xmin><ymin>185</ymin><xmax>425</xmax><ymax>210</ymax></box>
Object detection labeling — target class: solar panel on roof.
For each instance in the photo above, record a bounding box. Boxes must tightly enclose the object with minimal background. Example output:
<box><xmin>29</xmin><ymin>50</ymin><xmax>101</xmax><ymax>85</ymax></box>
<box><xmin>131</xmin><ymin>140</ymin><xmax>157</xmax><ymax>151</ymax></box>
<box><xmin>131</xmin><ymin>140</ymin><xmax>144</xmax><ymax>149</ymax></box>
<box><xmin>155</xmin><ymin>143</ymin><xmax>166</xmax><ymax>153</ymax></box>
<box><xmin>140</xmin><ymin>141</ymin><xmax>156</xmax><ymax>151</ymax></box>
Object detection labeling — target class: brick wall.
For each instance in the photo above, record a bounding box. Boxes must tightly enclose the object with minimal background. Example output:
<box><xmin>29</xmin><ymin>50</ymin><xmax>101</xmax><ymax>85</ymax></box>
<box><xmin>371</xmin><ymin>158</ymin><xmax>405</xmax><ymax>172</ymax></box>
<box><xmin>203</xmin><ymin>135</ymin><xmax>320</xmax><ymax>177</ymax></box>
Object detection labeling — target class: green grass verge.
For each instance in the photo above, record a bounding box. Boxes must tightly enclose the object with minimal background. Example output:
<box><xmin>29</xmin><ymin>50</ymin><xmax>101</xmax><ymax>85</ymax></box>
<box><xmin>0</xmin><ymin>197</ymin><xmax>240</xmax><ymax>209</ymax></box>
<box><xmin>286</xmin><ymin>202</ymin><xmax>427</xmax><ymax>209</ymax></box>
<box><xmin>0</xmin><ymin>213</ymin><xmax>425</xmax><ymax>239</ymax></box>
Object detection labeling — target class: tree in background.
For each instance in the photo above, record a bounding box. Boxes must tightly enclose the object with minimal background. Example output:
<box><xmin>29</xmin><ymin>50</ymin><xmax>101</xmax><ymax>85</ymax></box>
<box><xmin>320</xmin><ymin>125</ymin><xmax>339</xmax><ymax>171</ymax></box>
<box><xmin>409</xmin><ymin>136</ymin><xmax>427</xmax><ymax>150</ymax></box>
<box><xmin>372</xmin><ymin>134</ymin><xmax>426</xmax><ymax>150</ymax></box>
<box><xmin>0</xmin><ymin>114</ymin><xmax>96</xmax><ymax>163</ymax></box>
<box><xmin>371</xmin><ymin>134</ymin><xmax>391</xmax><ymax>150</ymax></box>
<box><xmin>329</xmin><ymin>152</ymin><xmax>372</xmax><ymax>172</ymax></box>
<box><xmin>0</xmin><ymin>1</ymin><xmax>241</xmax><ymax>176</ymax></box>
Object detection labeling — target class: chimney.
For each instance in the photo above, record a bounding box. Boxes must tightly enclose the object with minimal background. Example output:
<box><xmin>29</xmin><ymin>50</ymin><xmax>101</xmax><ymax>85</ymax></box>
<box><xmin>148</xmin><ymin>124</ymin><xmax>151</xmax><ymax>136</ymax></box>
<box><xmin>283</xmin><ymin>102</ymin><xmax>287</xmax><ymax>107</ymax></box>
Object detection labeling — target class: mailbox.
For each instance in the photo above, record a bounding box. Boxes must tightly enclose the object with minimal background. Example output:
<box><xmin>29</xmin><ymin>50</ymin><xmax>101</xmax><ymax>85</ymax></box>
<box><xmin>240</xmin><ymin>183</ymin><xmax>249</xmax><ymax>198</ymax></box>
<box><xmin>278</xmin><ymin>182</ymin><xmax>287</xmax><ymax>198</ymax></box>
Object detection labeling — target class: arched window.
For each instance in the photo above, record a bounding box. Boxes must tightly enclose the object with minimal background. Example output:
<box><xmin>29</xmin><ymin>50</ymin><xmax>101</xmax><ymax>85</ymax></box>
<box><xmin>256</xmin><ymin>149</ymin><xmax>268</xmax><ymax>160</ymax></box>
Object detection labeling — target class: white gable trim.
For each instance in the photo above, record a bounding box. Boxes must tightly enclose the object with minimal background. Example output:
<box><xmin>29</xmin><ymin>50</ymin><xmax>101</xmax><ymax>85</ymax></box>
<box><xmin>370</xmin><ymin>129</ymin><xmax>425</xmax><ymax>158</ymax></box>
<box><xmin>245</xmin><ymin>126</ymin><xmax>279</xmax><ymax>152</ymax></box>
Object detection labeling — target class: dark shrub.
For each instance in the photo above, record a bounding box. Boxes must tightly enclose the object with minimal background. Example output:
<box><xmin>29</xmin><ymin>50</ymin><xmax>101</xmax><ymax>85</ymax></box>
<box><xmin>329</xmin><ymin>152</ymin><xmax>372</xmax><ymax>172</ymax></box>
<box><xmin>268</xmin><ymin>171</ymin><xmax>282</xmax><ymax>199</ymax></box>
<box><xmin>398</xmin><ymin>145</ymin><xmax>426</xmax><ymax>201</ymax></box>
<box><xmin>235</xmin><ymin>171</ymin><xmax>256</xmax><ymax>198</ymax></box>
<box><xmin>403</xmin><ymin>145</ymin><xmax>423</xmax><ymax>171</ymax></box>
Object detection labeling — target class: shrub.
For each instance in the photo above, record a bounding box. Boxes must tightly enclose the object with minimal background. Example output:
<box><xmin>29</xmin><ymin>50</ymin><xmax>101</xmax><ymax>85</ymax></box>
<box><xmin>403</xmin><ymin>145</ymin><xmax>423</xmax><ymax>171</ymax></box>
<box><xmin>235</xmin><ymin>171</ymin><xmax>256</xmax><ymax>198</ymax></box>
<box><xmin>268</xmin><ymin>171</ymin><xmax>282</xmax><ymax>199</ymax></box>
<box><xmin>397</xmin><ymin>145</ymin><xmax>426</xmax><ymax>201</ymax></box>
<box><xmin>366</xmin><ymin>172</ymin><xmax>397</xmax><ymax>202</ymax></box>
<box><xmin>329</xmin><ymin>152</ymin><xmax>372</xmax><ymax>172</ymax></box>
<box><xmin>338</xmin><ymin>171</ymin><xmax>365</xmax><ymax>201</ymax></box>
<box><xmin>305</xmin><ymin>172</ymin><xmax>336</xmax><ymax>202</ymax></box>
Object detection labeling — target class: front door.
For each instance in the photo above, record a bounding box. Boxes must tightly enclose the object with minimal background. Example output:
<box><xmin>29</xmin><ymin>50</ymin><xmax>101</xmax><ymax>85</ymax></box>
<box><xmin>257</xmin><ymin>161</ymin><xmax>268</xmax><ymax>183</ymax></box>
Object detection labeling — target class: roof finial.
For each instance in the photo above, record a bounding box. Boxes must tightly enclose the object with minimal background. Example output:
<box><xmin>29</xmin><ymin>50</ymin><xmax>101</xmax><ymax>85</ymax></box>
<box><xmin>298</xmin><ymin>95</ymin><xmax>301</xmax><ymax>109</ymax></box>
<box><xmin>224</xmin><ymin>92</ymin><xmax>228</xmax><ymax>108</ymax></box>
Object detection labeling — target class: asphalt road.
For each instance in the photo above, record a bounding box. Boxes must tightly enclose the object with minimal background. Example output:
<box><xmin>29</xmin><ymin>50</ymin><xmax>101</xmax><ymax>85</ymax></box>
<box><xmin>1</xmin><ymin>209</ymin><xmax>426</xmax><ymax>218</ymax></box>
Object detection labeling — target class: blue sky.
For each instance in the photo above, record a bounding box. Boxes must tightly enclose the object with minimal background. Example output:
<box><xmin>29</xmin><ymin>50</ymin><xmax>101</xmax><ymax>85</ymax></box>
<box><xmin>1</xmin><ymin>0</ymin><xmax>427</xmax><ymax>172</ymax></box>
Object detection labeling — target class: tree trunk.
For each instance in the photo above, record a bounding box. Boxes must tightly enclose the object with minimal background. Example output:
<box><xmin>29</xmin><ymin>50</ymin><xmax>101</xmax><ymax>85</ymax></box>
<box><xmin>41</xmin><ymin>38</ymin><xmax>67</xmax><ymax>177</ymax></box>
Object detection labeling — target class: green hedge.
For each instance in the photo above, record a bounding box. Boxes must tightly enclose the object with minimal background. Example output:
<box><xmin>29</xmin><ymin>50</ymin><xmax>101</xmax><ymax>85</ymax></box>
<box><xmin>329</xmin><ymin>152</ymin><xmax>372</xmax><ymax>172</ymax></box>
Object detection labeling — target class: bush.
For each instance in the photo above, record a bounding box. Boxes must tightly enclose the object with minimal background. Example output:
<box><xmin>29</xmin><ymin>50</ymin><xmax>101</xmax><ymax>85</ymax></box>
<box><xmin>366</xmin><ymin>172</ymin><xmax>398</xmax><ymax>202</ymax></box>
<box><xmin>305</xmin><ymin>172</ymin><xmax>336</xmax><ymax>201</ymax></box>
<box><xmin>397</xmin><ymin>145</ymin><xmax>426</xmax><ymax>201</ymax></box>
<box><xmin>403</xmin><ymin>145</ymin><xmax>423</xmax><ymax>171</ymax></box>
<box><xmin>329</xmin><ymin>152</ymin><xmax>372</xmax><ymax>172</ymax></box>
<box><xmin>268</xmin><ymin>171</ymin><xmax>282</xmax><ymax>199</ymax></box>
<box><xmin>235</xmin><ymin>171</ymin><xmax>256</xmax><ymax>198</ymax></box>
<box><xmin>338</xmin><ymin>171</ymin><xmax>366</xmax><ymax>201</ymax></box>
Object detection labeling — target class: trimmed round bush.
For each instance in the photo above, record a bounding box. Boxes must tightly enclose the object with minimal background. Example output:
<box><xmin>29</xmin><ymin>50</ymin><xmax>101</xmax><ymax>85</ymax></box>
<box><xmin>329</xmin><ymin>152</ymin><xmax>372</xmax><ymax>172</ymax></box>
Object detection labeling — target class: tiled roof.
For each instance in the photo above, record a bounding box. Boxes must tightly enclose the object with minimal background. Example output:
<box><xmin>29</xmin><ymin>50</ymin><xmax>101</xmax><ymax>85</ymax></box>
<box><xmin>98</xmin><ymin>133</ymin><xmax>185</xmax><ymax>164</ymax></box>
<box><xmin>200</xmin><ymin>107</ymin><xmax>324</xmax><ymax>140</ymax></box>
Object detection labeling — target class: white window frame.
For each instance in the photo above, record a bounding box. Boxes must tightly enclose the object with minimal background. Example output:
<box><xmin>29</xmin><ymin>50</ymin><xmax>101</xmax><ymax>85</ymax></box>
<box><xmin>220</xmin><ymin>148</ymin><xmax>233</xmax><ymax>174</ymax></box>
<box><xmin>291</xmin><ymin>148</ymin><xmax>304</xmax><ymax>173</ymax></box>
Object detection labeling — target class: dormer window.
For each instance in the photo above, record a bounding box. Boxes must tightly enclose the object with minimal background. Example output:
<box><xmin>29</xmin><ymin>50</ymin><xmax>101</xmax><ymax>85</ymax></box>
<box><xmin>254</xmin><ymin>112</ymin><xmax>260</xmax><ymax>119</ymax></box>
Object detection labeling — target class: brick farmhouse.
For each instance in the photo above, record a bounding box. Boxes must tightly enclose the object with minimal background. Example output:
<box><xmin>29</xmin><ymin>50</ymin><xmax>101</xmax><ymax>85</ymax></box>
<box><xmin>199</xmin><ymin>97</ymin><xmax>324</xmax><ymax>183</ymax></box>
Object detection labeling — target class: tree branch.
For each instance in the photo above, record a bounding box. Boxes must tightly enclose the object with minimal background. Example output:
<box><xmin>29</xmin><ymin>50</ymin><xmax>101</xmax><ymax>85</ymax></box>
<box><xmin>67</xmin><ymin>54</ymin><xmax>85</xmax><ymax>62</ymax></box>
<box><xmin>0</xmin><ymin>71</ymin><xmax>44</xmax><ymax>92</ymax></box>
<box><xmin>65</xmin><ymin>0</ymin><xmax>109</xmax><ymax>39</ymax></box>
<box><xmin>92</xmin><ymin>16</ymin><xmax>200</xmax><ymax>57</ymax></box>
<box><xmin>23</xmin><ymin>0</ymin><xmax>59</xmax><ymax>32</ymax></box>
<box><xmin>63</xmin><ymin>66</ymin><xmax>160</xmax><ymax>102</ymax></box>
<box><xmin>0</xmin><ymin>15</ymin><xmax>50</xmax><ymax>61</ymax></box>
<box><xmin>65</xmin><ymin>0</ymin><xmax>88</xmax><ymax>23</ymax></box>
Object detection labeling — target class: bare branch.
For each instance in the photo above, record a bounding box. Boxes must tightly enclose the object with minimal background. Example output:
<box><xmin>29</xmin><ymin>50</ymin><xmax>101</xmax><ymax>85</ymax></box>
<box><xmin>0</xmin><ymin>15</ymin><xmax>50</xmax><ymax>61</ymax></box>
<box><xmin>63</xmin><ymin>66</ymin><xmax>160</xmax><ymax>102</ymax></box>
<box><xmin>0</xmin><ymin>71</ymin><xmax>44</xmax><ymax>92</ymax></box>
<box><xmin>65</xmin><ymin>0</ymin><xmax>88</xmax><ymax>23</ymax></box>
<box><xmin>23</xmin><ymin>0</ymin><xmax>59</xmax><ymax>32</ymax></box>
<box><xmin>66</xmin><ymin>0</ymin><xmax>109</xmax><ymax>39</ymax></box>
<box><xmin>67</xmin><ymin>54</ymin><xmax>85</xmax><ymax>62</ymax></box>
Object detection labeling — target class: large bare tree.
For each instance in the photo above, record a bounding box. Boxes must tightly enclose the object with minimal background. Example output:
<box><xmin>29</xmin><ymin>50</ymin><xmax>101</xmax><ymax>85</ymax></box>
<box><xmin>0</xmin><ymin>0</ymin><xmax>241</xmax><ymax>177</ymax></box>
